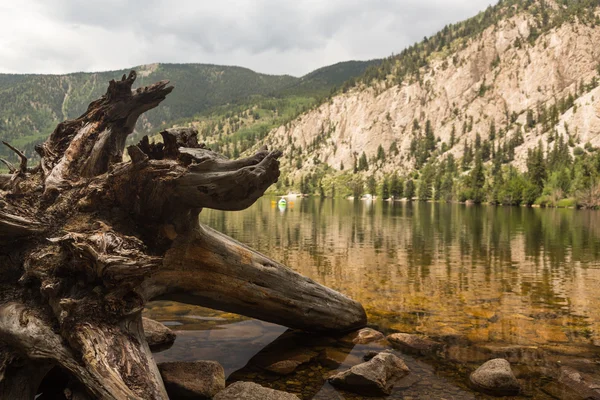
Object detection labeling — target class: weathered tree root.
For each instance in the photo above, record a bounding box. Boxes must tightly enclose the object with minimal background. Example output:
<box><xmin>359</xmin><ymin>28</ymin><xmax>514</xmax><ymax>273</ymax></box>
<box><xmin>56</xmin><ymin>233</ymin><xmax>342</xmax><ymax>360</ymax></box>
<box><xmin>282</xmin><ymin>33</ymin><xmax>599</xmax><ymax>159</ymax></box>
<box><xmin>0</xmin><ymin>71</ymin><xmax>367</xmax><ymax>399</ymax></box>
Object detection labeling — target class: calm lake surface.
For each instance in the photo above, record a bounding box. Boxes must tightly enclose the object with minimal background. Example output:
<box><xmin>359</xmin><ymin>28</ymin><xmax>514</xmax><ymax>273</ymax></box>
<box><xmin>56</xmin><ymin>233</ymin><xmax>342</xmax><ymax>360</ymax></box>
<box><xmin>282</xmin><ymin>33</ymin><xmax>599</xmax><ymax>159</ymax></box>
<box><xmin>146</xmin><ymin>198</ymin><xmax>600</xmax><ymax>399</ymax></box>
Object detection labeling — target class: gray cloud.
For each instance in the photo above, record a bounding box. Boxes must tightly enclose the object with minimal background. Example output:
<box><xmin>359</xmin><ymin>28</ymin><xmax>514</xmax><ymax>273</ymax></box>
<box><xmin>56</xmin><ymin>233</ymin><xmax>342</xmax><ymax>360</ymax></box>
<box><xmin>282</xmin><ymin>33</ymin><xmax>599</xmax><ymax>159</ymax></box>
<box><xmin>0</xmin><ymin>0</ymin><xmax>494</xmax><ymax>76</ymax></box>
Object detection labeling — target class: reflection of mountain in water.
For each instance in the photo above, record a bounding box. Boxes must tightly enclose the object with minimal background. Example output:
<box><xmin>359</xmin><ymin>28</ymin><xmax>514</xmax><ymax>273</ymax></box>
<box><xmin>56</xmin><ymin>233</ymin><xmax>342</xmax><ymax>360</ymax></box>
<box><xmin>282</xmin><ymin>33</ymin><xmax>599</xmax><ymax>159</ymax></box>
<box><xmin>201</xmin><ymin>198</ymin><xmax>600</xmax><ymax>349</ymax></box>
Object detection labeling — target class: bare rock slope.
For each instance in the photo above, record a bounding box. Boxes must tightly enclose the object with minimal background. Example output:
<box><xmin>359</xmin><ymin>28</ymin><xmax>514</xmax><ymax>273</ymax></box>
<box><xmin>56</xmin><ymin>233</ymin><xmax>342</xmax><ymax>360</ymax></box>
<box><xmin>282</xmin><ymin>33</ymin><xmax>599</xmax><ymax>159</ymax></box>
<box><xmin>263</xmin><ymin>4</ymin><xmax>600</xmax><ymax>182</ymax></box>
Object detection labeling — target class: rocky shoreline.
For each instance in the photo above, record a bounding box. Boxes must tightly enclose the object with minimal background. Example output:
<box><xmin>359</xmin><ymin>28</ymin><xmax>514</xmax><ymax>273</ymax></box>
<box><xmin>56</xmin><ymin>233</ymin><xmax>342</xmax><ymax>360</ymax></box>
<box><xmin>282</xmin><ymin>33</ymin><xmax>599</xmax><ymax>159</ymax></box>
<box><xmin>142</xmin><ymin>320</ymin><xmax>600</xmax><ymax>399</ymax></box>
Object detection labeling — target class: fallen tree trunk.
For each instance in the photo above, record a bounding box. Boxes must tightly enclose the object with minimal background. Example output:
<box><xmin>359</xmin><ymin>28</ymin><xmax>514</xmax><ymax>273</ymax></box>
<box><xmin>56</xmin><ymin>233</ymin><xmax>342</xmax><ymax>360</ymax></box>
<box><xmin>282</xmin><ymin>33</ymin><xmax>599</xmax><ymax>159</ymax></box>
<box><xmin>0</xmin><ymin>71</ymin><xmax>366</xmax><ymax>398</ymax></box>
<box><xmin>143</xmin><ymin>224</ymin><xmax>366</xmax><ymax>333</ymax></box>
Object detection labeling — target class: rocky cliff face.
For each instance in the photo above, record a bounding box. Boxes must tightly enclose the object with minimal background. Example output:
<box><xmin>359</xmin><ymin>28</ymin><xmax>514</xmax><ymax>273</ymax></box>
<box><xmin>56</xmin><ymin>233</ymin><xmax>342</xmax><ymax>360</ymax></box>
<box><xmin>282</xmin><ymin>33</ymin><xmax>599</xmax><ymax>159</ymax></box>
<box><xmin>263</xmin><ymin>6</ymin><xmax>600</xmax><ymax>183</ymax></box>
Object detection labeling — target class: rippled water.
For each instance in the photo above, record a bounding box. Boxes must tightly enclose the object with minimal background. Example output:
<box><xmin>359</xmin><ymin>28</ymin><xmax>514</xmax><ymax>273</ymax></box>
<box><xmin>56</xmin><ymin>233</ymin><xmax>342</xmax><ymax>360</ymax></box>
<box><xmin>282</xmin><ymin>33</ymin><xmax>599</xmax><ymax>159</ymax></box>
<box><xmin>145</xmin><ymin>198</ymin><xmax>600</xmax><ymax>399</ymax></box>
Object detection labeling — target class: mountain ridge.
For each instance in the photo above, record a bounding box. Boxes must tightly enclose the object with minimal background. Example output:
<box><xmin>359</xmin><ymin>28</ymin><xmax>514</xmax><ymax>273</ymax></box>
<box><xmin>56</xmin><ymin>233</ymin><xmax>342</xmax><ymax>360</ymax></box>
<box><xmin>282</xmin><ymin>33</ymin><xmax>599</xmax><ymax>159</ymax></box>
<box><xmin>257</xmin><ymin>0</ymin><xmax>600</xmax><ymax>207</ymax></box>
<box><xmin>0</xmin><ymin>60</ymin><xmax>379</xmax><ymax>160</ymax></box>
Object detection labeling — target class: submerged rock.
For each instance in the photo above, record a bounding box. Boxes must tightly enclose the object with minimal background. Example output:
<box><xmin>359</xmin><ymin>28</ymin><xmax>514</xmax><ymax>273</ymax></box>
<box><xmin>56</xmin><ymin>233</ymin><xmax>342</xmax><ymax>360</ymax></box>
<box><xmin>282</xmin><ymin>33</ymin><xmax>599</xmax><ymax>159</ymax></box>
<box><xmin>158</xmin><ymin>361</ymin><xmax>225</xmax><ymax>399</ymax></box>
<box><xmin>445</xmin><ymin>344</ymin><xmax>491</xmax><ymax>364</ymax></box>
<box><xmin>319</xmin><ymin>347</ymin><xmax>362</xmax><ymax>368</ymax></box>
<box><xmin>142</xmin><ymin>317</ymin><xmax>176</xmax><ymax>350</ymax></box>
<box><xmin>214</xmin><ymin>382</ymin><xmax>300</xmax><ymax>399</ymax></box>
<box><xmin>329</xmin><ymin>352</ymin><xmax>410</xmax><ymax>396</ymax></box>
<box><xmin>261</xmin><ymin>348</ymin><xmax>319</xmax><ymax>375</ymax></box>
<box><xmin>477</xmin><ymin>344</ymin><xmax>542</xmax><ymax>364</ymax></box>
<box><xmin>353</xmin><ymin>328</ymin><xmax>386</xmax><ymax>344</ymax></box>
<box><xmin>265</xmin><ymin>360</ymin><xmax>303</xmax><ymax>375</ymax></box>
<box><xmin>469</xmin><ymin>358</ymin><xmax>520</xmax><ymax>396</ymax></box>
<box><xmin>387</xmin><ymin>333</ymin><xmax>442</xmax><ymax>356</ymax></box>
<box><xmin>556</xmin><ymin>366</ymin><xmax>600</xmax><ymax>399</ymax></box>
<box><xmin>239</xmin><ymin>330</ymin><xmax>321</xmax><ymax>375</ymax></box>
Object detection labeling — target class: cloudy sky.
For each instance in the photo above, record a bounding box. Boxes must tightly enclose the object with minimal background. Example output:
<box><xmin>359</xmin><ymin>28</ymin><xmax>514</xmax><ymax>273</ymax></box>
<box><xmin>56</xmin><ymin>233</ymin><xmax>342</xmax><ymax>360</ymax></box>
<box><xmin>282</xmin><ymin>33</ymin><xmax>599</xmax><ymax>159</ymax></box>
<box><xmin>0</xmin><ymin>0</ymin><xmax>494</xmax><ymax>77</ymax></box>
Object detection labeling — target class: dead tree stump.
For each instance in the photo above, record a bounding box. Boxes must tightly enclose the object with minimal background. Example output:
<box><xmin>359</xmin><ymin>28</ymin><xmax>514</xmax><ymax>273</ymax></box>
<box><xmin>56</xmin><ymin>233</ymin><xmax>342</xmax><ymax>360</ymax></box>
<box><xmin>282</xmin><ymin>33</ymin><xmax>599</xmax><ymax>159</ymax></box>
<box><xmin>0</xmin><ymin>71</ymin><xmax>366</xmax><ymax>399</ymax></box>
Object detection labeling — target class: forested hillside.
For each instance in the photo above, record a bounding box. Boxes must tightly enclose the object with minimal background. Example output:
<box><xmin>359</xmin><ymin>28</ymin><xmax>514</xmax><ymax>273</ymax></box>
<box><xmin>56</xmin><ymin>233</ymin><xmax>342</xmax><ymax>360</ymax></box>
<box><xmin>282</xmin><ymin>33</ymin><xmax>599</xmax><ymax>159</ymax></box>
<box><xmin>261</xmin><ymin>0</ymin><xmax>600</xmax><ymax>208</ymax></box>
<box><xmin>0</xmin><ymin>60</ymin><xmax>378</xmax><ymax>161</ymax></box>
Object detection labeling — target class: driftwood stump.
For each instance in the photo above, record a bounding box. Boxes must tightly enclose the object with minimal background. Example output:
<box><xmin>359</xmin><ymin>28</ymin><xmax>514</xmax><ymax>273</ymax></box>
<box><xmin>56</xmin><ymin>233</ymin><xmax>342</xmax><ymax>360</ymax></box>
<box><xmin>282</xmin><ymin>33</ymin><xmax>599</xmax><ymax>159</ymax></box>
<box><xmin>0</xmin><ymin>71</ymin><xmax>366</xmax><ymax>399</ymax></box>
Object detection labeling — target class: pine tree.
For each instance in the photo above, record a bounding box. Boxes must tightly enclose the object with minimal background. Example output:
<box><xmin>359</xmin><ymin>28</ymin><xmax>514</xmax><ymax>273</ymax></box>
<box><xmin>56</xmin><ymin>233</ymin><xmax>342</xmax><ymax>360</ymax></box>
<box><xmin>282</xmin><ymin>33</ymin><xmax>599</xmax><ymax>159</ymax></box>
<box><xmin>447</xmin><ymin>154</ymin><xmax>457</xmax><ymax>174</ymax></box>
<box><xmin>462</xmin><ymin>140</ymin><xmax>473</xmax><ymax>170</ymax></box>
<box><xmin>440</xmin><ymin>173</ymin><xmax>454</xmax><ymax>202</ymax></box>
<box><xmin>434</xmin><ymin>171</ymin><xmax>443</xmax><ymax>200</ymax></box>
<box><xmin>381</xmin><ymin>176</ymin><xmax>390</xmax><ymax>199</ymax></box>
<box><xmin>358</xmin><ymin>152</ymin><xmax>369</xmax><ymax>171</ymax></box>
<box><xmin>412</xmin><ymin>118</ymin><xmax>420</xmax><ymax>132</ymax></box>
<box><xmin>300</xmin><ymin>176</ymin><xmax>306</xmax><ymax>194</ymax></box>
<box><xmin>481</xmin><ymin>140</ymin><xmax>491</xmax><ymax>161</ymax></box>
<box><xmin>526</xmin><ymin>140</ymin><xmax>547</xmax><ymax>196</ymax></box>
<box><xmin>418</xmin><ymin>164</ymin><xmax>434</xmax><ymax>201</ymax></box>
<box><xmin>376</xmin><ymin>145</ymin><xmax>385</xmax><ymax>162</ymax></box>
<box><xmin>425</xmin><ymin>119</ymin><xmax>436</xmax><ymax>152</ymax></box>
<box><xmin>526</xmin><ymin>109</ymin><xmax>535</xmax><ymax>129</ymax></box>
<box><xmin>405</xmin><ymin>179</ymin><xmax>415</xmax><ymax>200</ymax></box>
<box><xmin>367</xmin><ymin>175</ymin><xmax>377</xmax><ymax>196</ymax></box>
<box><xmin>489</xmin><ymin>120</ymin><xmax>496</xmax><ymax>141</ymax></box>
<box><xmin>390</xmin><ymin>173</ymin><xmax>403</xmax><ymax>199</ymax></box>
<box><xmin>351</xmin><ymin>176</ymin><xmax>364</xmax><ymax>198</ymax></box>
<box><xmin>470</xmin><ymin>151</ymin><xmax>486</xmax><ymax>203</ymax></box>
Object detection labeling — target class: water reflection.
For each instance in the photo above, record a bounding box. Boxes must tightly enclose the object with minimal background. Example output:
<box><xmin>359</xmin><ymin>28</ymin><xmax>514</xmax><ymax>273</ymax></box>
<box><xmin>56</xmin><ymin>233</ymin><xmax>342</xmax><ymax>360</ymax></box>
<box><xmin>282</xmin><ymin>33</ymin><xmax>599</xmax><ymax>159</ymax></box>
<box><xmin>201</xmin><ymin>199</ymin><xmax>600</xmax><ymax>347</ymax></box>
<box><xmin>146</xmin><ymin>199</ymin><xmax>600</xmax><ymax>399</ymax></box>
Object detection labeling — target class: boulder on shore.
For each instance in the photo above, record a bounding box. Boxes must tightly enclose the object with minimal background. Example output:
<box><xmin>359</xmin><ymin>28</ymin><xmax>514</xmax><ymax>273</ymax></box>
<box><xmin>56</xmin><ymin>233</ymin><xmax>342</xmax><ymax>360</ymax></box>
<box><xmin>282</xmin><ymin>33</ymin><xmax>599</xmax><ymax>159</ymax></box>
<box><xmin>387</xmin><ymin>333</ymin><xmax>442</xmax><ymax>356</ymax></box>
<box><xmin>329</xmin><ymin>352</ymin><xmax>410</xmax><ymax>396</ymax></box>
<box><xmin>469</xmin><ymin>358</ymin><xmax>520</xmax><ymax>396</ymax></box>
<box><xmin>143</xmin><ymin>317</ymin><xmax>176</xmax><ymax>350</ymax></box>
<box><xmin>158</xmin><ymin>361</ymin><xmax>225</xmax><ymax>399</ymax></box>
<box><xmin>214</xmin><ymin>382</ymin><xmax>300</xmax><ymax>400</ymax></box>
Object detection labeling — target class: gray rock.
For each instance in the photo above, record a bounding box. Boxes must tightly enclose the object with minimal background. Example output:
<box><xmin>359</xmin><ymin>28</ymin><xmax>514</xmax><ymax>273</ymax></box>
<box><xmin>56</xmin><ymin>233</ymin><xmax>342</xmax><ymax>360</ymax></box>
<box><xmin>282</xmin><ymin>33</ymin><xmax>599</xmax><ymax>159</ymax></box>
<box><xmin>469</xmin><ymin>358</ymin><xmax>520</xmax><ymax>396</ymax></box>
<box><xmin>557</xmin><ymin>366</ymin><xmax>600</xmax><ymax>399</ymax></box>
<box><xmin>387</xmin><ymin>333</ymin><xmax>442</xmax><ymax>356</ymax></box>
<box><xmin>158</xmin><ymin>361</ymin><xmax>225</xmax><ymax>399</ymax></box>
<box><xmin>143</xmin><ymin>317</ymin><xmax>176</xmax><ymax>350</ymax></box>
<box><xmin>329</xmin><ymin>352</ymin><xmax>410</xmax><ymax>396</ymax></box>
<box><xmin>214</xmin><ymin>382</ymin><xmax>300</xmax><ymax>400</ymax></box>
<box><xmin>363</xmin><ymin>350</ymin><xmax>380</xmax><ymax>362</ymax></box>
<box><xmin>353</xmin><ymin>328</ymin><xmax>386</xmax><ymax>344</ymax></box>
<box><xmin>362</xmin><ymin>349</ymin><xmax>392</xmax><ymax>361</ymax></box>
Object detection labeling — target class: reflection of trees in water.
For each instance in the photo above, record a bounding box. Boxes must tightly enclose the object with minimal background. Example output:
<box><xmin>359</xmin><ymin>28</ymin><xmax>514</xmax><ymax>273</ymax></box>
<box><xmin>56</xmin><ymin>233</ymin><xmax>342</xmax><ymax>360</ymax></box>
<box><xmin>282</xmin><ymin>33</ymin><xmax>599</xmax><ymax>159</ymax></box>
<box><xmin>200</xmin><ymin>198</ymin><xmax>600</xmax><ymax>318</ymax></box>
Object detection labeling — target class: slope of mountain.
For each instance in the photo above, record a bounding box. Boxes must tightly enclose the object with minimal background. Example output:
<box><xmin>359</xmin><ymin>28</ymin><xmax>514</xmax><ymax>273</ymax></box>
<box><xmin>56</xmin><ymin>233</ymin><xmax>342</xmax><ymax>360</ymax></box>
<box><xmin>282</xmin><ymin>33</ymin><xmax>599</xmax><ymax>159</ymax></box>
<box><xmin>179</xmin><ymin>60</ymin><xmax>381</xmax><ymax>158</ymax></box>
<box><xmin>277</xmin><ymin>60</ymin><xmax>381</xmax><ymax>97</ymax></box>
<box><xmin>0</xmin><ymin>60</ymin><xmax>378</xmax><ymax>160</ymax></box>
<box><xmin>261</xmin><ymin>0</ymin><xmax>600</xmax><ymax>206</ymax></box>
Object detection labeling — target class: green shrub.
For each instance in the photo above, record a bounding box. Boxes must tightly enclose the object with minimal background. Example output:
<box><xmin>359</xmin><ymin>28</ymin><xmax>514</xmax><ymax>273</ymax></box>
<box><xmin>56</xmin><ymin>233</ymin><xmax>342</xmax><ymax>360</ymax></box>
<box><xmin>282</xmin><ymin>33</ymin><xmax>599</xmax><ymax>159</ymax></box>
<box><xmin>556</xmin><ymin>198</ymin><xmax>577</xmax><ymax>208</ymax></box>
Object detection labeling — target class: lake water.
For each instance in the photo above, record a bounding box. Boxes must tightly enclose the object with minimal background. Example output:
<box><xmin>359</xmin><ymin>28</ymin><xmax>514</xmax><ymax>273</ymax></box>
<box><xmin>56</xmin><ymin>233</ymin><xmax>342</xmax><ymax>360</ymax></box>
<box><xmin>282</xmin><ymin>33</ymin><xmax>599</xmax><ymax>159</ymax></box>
<box><xmin>145</xmin><ymin>198</ymin><xmax>600</xmax><ymax>399</ymax></box>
